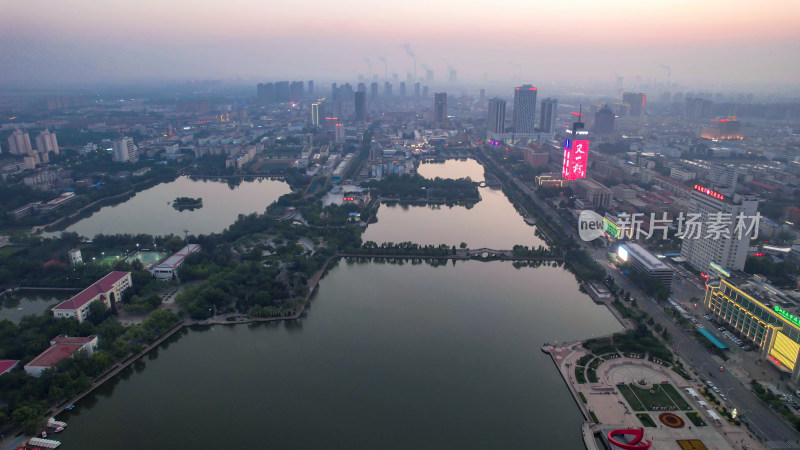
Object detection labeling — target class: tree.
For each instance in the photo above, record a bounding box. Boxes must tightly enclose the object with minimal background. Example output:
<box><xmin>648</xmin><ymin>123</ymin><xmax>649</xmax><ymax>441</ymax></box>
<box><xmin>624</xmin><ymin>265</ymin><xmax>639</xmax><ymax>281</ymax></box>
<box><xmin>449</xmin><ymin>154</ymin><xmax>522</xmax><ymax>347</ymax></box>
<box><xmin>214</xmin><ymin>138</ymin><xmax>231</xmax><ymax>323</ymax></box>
<box><xmin>12</xmin><ymin>402</ymin><xmax>47</xmax><ymax>435</ymax></box>
<box><xmin>459</xmin><ymin>242</ymin><xmax>467</xmax><ymax>249</ymax></box>
<box><xmin>88</xmin><ymin>299</ymin><xmax>110</xmax><ymax>325</ymax></box>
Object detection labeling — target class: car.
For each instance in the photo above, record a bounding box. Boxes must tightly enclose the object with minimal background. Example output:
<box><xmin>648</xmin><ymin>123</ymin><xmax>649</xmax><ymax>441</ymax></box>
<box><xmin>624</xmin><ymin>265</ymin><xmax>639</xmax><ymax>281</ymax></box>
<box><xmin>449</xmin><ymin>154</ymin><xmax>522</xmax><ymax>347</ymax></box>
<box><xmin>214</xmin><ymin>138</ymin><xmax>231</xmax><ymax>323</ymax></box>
<box><xmin>706</xmin><ymin>381</ymin><xmax>714</xmax><ymax>387</ymax></box>
<box><xmin>713</xmin><ymin>387</ymin><xmax>720</xmax><ymax>393</ymax></box>
<box><xmin>719</xmin><ymin>366</ymin><xmax>725</xmax><ymax>372</ymax></box>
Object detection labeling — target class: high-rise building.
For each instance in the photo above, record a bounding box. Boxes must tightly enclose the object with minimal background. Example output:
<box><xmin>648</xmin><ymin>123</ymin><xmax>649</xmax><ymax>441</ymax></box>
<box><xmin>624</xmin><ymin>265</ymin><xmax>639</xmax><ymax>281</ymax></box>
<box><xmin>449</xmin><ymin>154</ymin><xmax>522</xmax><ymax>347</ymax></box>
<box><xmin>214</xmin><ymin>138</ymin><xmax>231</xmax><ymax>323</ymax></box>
<box><xmin>311</xmin><ymin>101</ymin><xmax>324</xmax><ymax>127</ymax></box>
<box><xmin>384</xmin><ymin>82</ymin><xmax>392</xmax><ymax>96</ymax></box>
<box><xmin>7</xmin><ymin>129</ymin><xmax>32</xmax><ymax>155</ymax></box>
<box><xmin>434</xmin><ymin>93</ymin><xmax>447</xmax><ymax>126</ymax></box>
<box><xmin>357</xmin><ymin>83</ymin><xmax>366</xmax><ymax>93</ymax></box>
<box><xmin>112</xmin><ymin>137</ymin><xmax>134</xmax><ymax>162</ymax></box>
<box><xmin>562</xmin><ymin>117</ymin><xmax>589</xmax><ymax>181</ymax></box>
<box><xmin>449</xmin><ymin>69</ymin><xmax>457</xmax><ymax>84</ymax></box>
<box><xmin>290</xmin><ymin>81</ymin><xmax>304</xmax><ymax>101</ymax></box>
<box><xmin>274</xmin><ymin>81</ymin><xmax>290</xmax><ymax>102</ymax></box>
<box><xmin>707</xmin><ymin>164</ymin><xmax>739</xmax><ymax>196</ymax></box>
<box><xmin>512</xmin><ymin>85</ymin><xmax>537</xmax><ymax>135</ymax></box>
<box><xmin>414</xmin><ymin>82</ymin><xmax>420</xmax><ymax>98</ymax></box>
<box><xmin>487</xmin><ymin>98</ymin><xmax>506</xmax><ymax>136</ymax></box>
<box><xmin>257</xmin><ymin>82</ymin><xmax>275</xmax><ymax>103</ymax></box>
<box><xmin>592</xmin><ymin>104</ymin><xmax>615</xmax><ymax>134</ymax></box>
<box><xmin>622</xmin><ymin>92</ymin><xmax>646</xmax><ymax>116</ymax></box>
<box><xmin>35</xmin><ymin>130</ymin><xmax>59</xmax><ymax>155</ymax></box>
<box><xmin>308</xmin><ymin>80</ymin><xmax>314</xmax><ymax>94</ymax></box>
<box><xmin>334</xmin><ymin>123</ymin><xmax>345</xmax><ymax>143</ymax></box>
<box><xmin>370</xmin><ymin>82</ymin><xmax>379</xmax><ymax>100</ymax></box>
<box><xmin>539</xmin><ymin>98</ymin><xmax>558</xmax><ymax>134</ymax></box>
<box><xmin>479</xmin><ymin>89</ymin><xmax>486</xmax><ymax>103</ymax></box>
<box><xmin>422</xmin><ymin>86</ymin><xmax>429</xmax><ymax>98</ymax></box>
<box><xmin>679</xmin><ymin>185</ymin><xmax>759</xmax><ymax>272</ymax></box>
<box><xmin>399</xmin><ymin>82</ymin><xmax>406</xmax><ymax>97</ymax></box>
<box><xmin>354</xmin><ymin>92</ymin><xmax>366</xmax><ymax>122</ymax></box>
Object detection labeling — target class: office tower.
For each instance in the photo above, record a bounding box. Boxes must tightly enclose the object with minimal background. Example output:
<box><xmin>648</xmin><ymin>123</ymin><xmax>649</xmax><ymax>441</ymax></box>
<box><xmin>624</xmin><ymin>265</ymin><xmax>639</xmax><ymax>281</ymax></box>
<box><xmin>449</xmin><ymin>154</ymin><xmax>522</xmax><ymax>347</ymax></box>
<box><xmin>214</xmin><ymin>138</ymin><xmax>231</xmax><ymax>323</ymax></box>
<box><xmin>512</xmin><ymin>85</ymin><xmax>537</xmax><ymax>135</ymax></box>
<box><xmin>357</xmin><ymin>83</ymin><xmax>366</xmax><ymax>93</ymax></box>
<box><xmin>592</xmin><ymin>104</ymin><xmax>615</xmax><ymax>134</ymax></box>
<box><xmin>274</xmin><ymin>81</ymin><xmax>290</xmax><ymax>102</ymax></box>
<box><xmin>479</xmin><ymin>89</ymin><xmax>486</xmax><ymax>103</ymax></box>
<box><xmin>311</xmin><ymin>101</ymin><xmax>323</xmax><ymax>126</ymax></box>
<box><xmin>622</xmin><ymin>92</ymin><xmax>646</xmax><ymax>116</ymax></box>
<box><xmin>370</xmin><ymin>82</ymin><xmax>378</xmax><ymax>100</ymax></box>
<box><xmin>257</xmin><ymin>82</ymin><xmax>275</xmax><ymax>103</ymax></box>
<box><xmin>354</xmin><ymin>92</ymin><xmax>366</xmax><ymax>122</ymax></box>
<box><xmin>290</xmin><ymin>81</ymin><xmax>304</xmax><ymax>101</ymax></box>
<box><xmin>487</xmin><ymin>98</ymin><xmax>506</xmax><ymax>136</ymax></box>
<box><xmin>708</xmin><ymin>164</ymin><xmax>739</xmax><ymax>196</ymax></box>
<box><xmin>701</xmin><ymin>117</ymin><xmax>742</xmax><ymax>141</ymax></box>
<box><xmin>112</xmin><ymin>137</ymin><xmax>134</xmax><ymax>162</ymax></box>
<box><xmin>7</xmin><ymin>129</ymin><xmax>33</xmax><ymax>155</ymax></box>
<box><xmin>426</xmin><ymin>69</ymin><xmax>434</xmax><ymax>83</ymax></box>
<box><xmin>399</xmin><ymin>82</ymin><xmax>406</xmax><ymax>97</ymax></box>
<box><xmin>384</xmin><ymin>82</ymin><xmax>392</xmax><ymax>96</ymax></box>
<box><xmin>331</xmin><ymin>83</ymin><xmax>338</xmax><ymax>95</ymax></box>
<box><xmin>414</xmin><ymin>82</ymin><xmax>420</xmax><ymax>98</ymax></box>
<box><xmin>434</xmin><ymin>93</ymin><xmax>447</xmax><ymax>126</ymax></box>
<box><xmin>308</xmin><ymin>80</ymin><xmax>314</xmax><ymax>93</ymax></box>
<box><xmin>539</xmin><ymin>98</ymin><xmax>558</xmax><ymax>134</ymax></box>
<box><xmin>449</xmin><ymin>69</ymin><xmax>457</xmax><ymax>84</ymax></box>
<box><xmin>422</xmin><ymin>86</ymin><xmax>429</xmax><ymax>98</ymax></box>
<box><xmin>35</xmin><ymin>130</ymin><xmax>59</xmax><ymax>155</ymax></box>
<box><xmin>680</xmin><ymin>186</ymin><xmax>759</xmax><ymax>272</ymax></box>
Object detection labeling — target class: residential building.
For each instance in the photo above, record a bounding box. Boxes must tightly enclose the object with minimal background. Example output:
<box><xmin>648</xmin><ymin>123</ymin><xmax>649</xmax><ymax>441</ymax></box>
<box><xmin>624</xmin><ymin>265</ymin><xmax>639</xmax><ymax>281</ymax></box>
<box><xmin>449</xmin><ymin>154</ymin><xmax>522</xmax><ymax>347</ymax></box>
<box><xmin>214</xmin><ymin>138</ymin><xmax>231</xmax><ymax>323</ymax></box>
<box><xmin>539</xmin><ymin>98</ymin><xmax>557</xmax><ymax>134</ymax></box>
<box><xmin>354</xmin><ymin>91</ymin><xmax>366</xmax><ymax>122</ymax></box>
<box><xmin>622</xmin><ymin>92</ymin><xmax>646</xmax><ymax>116</ymax></box>
<box><xmin>68</xmin><ymin>248</ymin><xmax>83</xmax><ymax>265</ymax></box>
<box><xmin>35</xmin><ymin>130</ymin><xmax>59</xmax><ymax>154</ymax></box>
<box><xmin>52</xmin><ymin>271</ymin><xmax>132</xmax><ymax>322</ymax></box>
<box><xmin>112</xmin><ymin>137</ymin><xmax>134</xmax><ymax>162</ymax></box>
<box><xmin>593</xmin><ymin>105</ymin><xmax>615</xmax><ymax>134</ymax></box>
<box><xmin>7</xmin><ymin>129</ymin><xmax>33</xmax><ymax>155</ymax></box>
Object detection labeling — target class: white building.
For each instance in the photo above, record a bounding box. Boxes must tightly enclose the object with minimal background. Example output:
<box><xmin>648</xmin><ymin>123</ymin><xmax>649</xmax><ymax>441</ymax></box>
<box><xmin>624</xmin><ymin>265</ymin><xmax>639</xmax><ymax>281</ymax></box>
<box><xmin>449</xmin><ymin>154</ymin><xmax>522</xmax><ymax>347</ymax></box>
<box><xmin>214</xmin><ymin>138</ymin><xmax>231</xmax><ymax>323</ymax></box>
<box><xmin>52</xmin><ymin>271</ymin><xmax>132</xmax><ymax>322</ymax></box>
<box><xmin>512</xmin><ymin>85</ymin><xmax>537</xmax><ymax>135</ymax></box>
<box><xmin>68</xmin><ymin>248</ymin><xmax>83</xmax><ymax>266</ymax></box>
<box><xmin>619</xmin><ymin>243</ymin><xmax>674</xmax><ymax>289</ymax></box>
<box><xmin>679</xmin><ymin>185</ymin><xmax>759</xmax><ymax>272</ymax></box>
<box><xmin>7</xmin><ymin>129</ymin><xmax>33</xmax><ymax>155</ymax></box>
<box><xmin>112</xmin><ymin>137</ymin><xmax>134</xmax><ymax>162</ymax></box>
<box><xmin>151</xmin><ymin>244</ymin><xmax>201</xmax><ymax>280</ymax></box>
<box><xmin>487</xmin><ymin>98</ymin><xmax>506</xmax><ymax>138</ymax></box>
<box><xmin>35</xmin><ymin>130</ymin><xmax>59</xmax><ymax>155</ymax></box>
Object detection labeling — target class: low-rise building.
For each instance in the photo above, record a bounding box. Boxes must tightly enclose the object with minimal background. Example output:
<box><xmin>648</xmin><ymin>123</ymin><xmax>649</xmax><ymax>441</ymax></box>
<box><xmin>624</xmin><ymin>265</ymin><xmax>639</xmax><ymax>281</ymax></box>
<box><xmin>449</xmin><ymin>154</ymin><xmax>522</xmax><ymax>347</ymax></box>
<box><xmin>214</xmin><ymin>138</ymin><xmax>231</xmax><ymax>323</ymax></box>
<box><xmin>574</xmin><ymin>178</ymin><xmax>613</xmax><ymax>209</ymax></box>
<box><xmin>24</xmin><ymin>335</ymin><xmax>98</xmax><ymax>377</ymax></box>
<box><xmin>618</xmin><ymin>243</ymin><xmax>673</xmax><ymax>289</ymax></box>
<box><xmin>0</xmin><ymin>360</ymin><xmax>20</xmax><ymax>375</ymax></box>
<box><xmin>52</xmin><ymin>271</ymin><xmax>132</xmax><ymax>322</ymax></box>
<box><xmin>151</xmin><ymin>244</ymin><xmax>201</xmax><ymax>281</ymax></box>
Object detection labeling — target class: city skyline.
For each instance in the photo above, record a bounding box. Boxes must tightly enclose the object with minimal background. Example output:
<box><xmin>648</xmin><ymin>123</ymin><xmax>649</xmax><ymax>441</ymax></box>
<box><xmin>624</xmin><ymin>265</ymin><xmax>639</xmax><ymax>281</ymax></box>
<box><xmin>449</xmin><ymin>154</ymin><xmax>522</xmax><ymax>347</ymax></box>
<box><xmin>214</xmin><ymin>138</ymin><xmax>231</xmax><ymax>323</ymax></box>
<box><xmin>1</xmin><ymin>0</ymin><xmax>799</xmax><ymax>90</ymax></box>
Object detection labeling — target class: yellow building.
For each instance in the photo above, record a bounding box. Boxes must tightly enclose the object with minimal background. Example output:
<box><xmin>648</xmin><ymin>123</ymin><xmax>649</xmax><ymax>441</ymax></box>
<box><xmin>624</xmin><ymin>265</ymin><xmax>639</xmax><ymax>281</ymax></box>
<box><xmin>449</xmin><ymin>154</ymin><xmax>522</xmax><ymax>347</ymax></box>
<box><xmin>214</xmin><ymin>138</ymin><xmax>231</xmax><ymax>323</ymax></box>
<box><xmin>705</xmin><ymin>275</ymin><xmax>800</xmax><ymax>380</ymax></box>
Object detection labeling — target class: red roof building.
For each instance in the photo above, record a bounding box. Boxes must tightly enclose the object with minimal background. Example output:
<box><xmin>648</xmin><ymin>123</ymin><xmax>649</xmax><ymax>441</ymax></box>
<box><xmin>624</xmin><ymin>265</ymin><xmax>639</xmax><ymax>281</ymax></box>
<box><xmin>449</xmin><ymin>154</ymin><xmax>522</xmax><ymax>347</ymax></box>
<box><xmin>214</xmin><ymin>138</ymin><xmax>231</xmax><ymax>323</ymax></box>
<box><xmin>52</xmin><ymin>271</ymin><xmax>132</xmax><ymax>323</ymax></box>
<box><xmin>24</xmin><ymin>335</ymin><xmax>98</xmax><ymax>377</ymax></box>
<box><xmin>0</xmin><ymin>360</ymin><xmax>19</xmax><ymax>375</ymax></box>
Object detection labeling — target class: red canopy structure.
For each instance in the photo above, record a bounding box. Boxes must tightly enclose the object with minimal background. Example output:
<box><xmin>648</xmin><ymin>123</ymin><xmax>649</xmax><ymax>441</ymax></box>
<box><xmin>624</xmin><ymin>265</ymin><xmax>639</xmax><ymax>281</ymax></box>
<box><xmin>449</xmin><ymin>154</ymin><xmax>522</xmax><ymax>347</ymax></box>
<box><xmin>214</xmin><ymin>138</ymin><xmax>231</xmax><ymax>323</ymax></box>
<box><xmin>607</xmin><ymin>428</ymin><xmax>653</xmax><ymax>449</ymax></box>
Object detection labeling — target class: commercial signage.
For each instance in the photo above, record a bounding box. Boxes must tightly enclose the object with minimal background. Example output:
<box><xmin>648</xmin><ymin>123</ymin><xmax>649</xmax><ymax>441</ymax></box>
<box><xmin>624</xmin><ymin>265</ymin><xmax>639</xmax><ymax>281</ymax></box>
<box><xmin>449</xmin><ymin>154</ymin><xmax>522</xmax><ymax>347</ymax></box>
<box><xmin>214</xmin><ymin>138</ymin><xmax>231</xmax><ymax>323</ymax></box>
<box><xmin>562</xmin><ymin>139</ymin><xmax>588</xmax><ymax>180</ymax></box>
<box><xmin>694</xmin><ymin>184</ymin><xmax>725</xmax><ymax>201</ymax></box>
<box><xmin>774</xmin><ymin>305</ymin><xmax>800</xmax><ymax>328</ymax></box>
<box><xmin>709</xmin><ymin>262</ymin><xmax>731</xmax><ymax>278</ymax></box>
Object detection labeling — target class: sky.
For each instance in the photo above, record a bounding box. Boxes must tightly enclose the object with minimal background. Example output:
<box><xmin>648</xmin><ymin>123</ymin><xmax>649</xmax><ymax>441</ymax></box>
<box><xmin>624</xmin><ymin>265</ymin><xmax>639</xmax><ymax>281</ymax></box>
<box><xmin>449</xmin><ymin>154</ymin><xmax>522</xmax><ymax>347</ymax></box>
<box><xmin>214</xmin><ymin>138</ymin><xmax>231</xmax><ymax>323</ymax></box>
<box><xmin>1</xmin><ymin>0</ymin><xmax>799</xmax><ymax>90</ymax></box>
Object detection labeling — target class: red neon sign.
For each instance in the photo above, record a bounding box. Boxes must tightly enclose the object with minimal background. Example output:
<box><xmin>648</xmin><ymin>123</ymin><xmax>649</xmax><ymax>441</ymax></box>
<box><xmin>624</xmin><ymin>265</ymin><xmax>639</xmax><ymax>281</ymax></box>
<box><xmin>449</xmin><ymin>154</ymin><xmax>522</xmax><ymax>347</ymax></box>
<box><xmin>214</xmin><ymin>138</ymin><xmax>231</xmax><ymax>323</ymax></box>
<box><xmin>693</xmin><ymin>184</ymin><xmax>725</xmax><ymax>200</ymax></box>
<box><xmin>562</xmin><ymin>139</ymin><xmax>588</xmax><ymax>180</ymax></box>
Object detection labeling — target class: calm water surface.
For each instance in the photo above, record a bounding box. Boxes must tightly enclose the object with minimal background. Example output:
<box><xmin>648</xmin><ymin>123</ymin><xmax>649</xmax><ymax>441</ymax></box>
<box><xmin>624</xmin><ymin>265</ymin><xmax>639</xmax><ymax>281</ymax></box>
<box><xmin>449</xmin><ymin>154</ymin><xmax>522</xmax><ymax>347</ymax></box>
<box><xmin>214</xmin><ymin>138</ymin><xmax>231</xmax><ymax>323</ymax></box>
<box><xmin>0</xmin><ymin>292</ymin><xmax>68</xmax><ymax>323</ymax></box>
<box><xmin>55</xmin><ymin>176</ymin><xmax>291</xmax><ymax>238</ymax></box>
<box><xmin>56</xmin><ymin>261</ymin><xmax>621</xmax><ymax>449</ymax></box>
<box><xmin>363</xmin><ymin>159</ymin><xmax>546</xmax><ymax>249</ymax></box>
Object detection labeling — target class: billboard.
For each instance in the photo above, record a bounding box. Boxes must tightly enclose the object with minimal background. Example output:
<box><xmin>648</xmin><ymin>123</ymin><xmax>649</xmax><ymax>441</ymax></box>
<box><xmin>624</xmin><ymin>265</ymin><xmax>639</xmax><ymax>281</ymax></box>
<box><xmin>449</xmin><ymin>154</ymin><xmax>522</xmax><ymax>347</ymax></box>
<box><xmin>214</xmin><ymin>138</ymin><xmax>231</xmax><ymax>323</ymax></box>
<box><xmin>562</xmin><ymin>139</ymin><xmax>588</xmax><ymax>180</ymax></box>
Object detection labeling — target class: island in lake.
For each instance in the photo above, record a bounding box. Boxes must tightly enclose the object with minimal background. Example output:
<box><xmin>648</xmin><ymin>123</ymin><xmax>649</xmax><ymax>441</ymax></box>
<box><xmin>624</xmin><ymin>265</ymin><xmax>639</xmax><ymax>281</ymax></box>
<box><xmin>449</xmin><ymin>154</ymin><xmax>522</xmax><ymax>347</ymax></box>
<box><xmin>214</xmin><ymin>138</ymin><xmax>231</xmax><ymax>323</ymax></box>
<box><xmin>171</xmin><ymin>197</ymin><xmax>203</xmax><ymax>210</ymax></box>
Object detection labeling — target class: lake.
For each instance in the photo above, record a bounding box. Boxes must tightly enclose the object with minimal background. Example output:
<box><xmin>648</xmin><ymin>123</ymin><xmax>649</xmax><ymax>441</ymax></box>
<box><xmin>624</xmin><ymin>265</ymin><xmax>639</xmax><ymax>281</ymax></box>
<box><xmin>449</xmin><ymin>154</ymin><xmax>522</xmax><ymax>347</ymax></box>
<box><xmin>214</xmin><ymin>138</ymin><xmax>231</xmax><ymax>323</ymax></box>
<box><xmin>56</xmin><ymin>261</ymin><xmax>622</xmax><ymax>449</ymax></box>
<box><xmin>54</xmin><ymin>176</ymin><xmax>291</xmax><ymax>238</ymax></box>
<box><xmin>0</xmin><ymin>292</ymin><xmax>68</xmax><ymax>323</ymax></box>
<box><xmin>362</xmin><ymin>159</ymin><xmax>547</xmax><ymax>249</ymax></box>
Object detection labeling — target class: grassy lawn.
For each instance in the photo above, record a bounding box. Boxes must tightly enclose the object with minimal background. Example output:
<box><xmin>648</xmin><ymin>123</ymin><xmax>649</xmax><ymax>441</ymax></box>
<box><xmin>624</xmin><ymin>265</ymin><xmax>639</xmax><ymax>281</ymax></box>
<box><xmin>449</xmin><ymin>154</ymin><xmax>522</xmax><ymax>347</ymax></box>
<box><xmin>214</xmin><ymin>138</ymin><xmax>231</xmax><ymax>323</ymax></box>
<box><xmin>618</xmin><ymin>384</ymin><xmax>646</xmax><ymax>411</ymax></box>
<box><xmin>636</xmin><ymin>413</ymin><xmax>657</xmax><ymax>427</ymax></box>
<box><xmin>576</xmin><ymin>367</ymin><xmax>586</xmax><ymax>384</ymax></box>
<box><xmin>686</xmin><ymin>412</ymin><xmax>707</xmax><ymax>426</ymax></box>
<box><xmin>0</xmin><ymin>246</ymin><xmax>25</xmax><ymax>258</ymax></box>
<box><xmin>618</xmin><ymin>383</ymin><xmax>692</xmax><ymax>411</ymax></box>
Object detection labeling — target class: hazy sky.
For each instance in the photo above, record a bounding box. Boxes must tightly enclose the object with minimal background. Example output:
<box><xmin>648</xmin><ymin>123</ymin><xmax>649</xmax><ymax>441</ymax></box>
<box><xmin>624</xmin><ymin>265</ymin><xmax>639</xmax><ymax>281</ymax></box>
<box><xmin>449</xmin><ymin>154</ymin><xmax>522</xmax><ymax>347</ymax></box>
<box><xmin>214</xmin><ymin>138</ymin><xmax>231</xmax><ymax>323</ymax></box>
<box><xmin>1</xmin><ymin>0</ymin><xmax>798</xmax><ymax>89</ymax></box>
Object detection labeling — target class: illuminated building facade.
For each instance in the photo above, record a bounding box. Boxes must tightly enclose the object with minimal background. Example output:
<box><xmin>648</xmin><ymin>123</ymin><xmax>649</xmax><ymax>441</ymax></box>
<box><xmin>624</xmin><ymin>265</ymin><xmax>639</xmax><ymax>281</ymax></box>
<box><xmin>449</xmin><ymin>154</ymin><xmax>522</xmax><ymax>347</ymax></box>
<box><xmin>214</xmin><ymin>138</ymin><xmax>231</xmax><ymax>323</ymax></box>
<box><xmin>706</xmin><ymin>275</ymin><xmax>800</xmax><ymax>381</ymax></box>
<box><xmin>701</xmin><ymin>117</ymin><xmax>742</xmax><ymax>140</ymax></box>
<box><xmin>512</xmin><ymin>85</ymin><xmax>537</xmax><ymax>135</ymax></box>
<box><xmin>561</xmin><ymin>117</ymin><xmax>589</xmax><ymax>180</ymax></box>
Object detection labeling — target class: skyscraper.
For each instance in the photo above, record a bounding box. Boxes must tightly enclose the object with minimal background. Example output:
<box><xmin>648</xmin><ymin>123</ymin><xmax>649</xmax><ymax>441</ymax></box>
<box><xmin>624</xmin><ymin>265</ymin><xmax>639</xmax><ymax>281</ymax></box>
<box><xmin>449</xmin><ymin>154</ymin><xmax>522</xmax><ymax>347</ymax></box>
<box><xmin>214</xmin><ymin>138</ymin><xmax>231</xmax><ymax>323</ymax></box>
<box><xmin>562</xmin><ymin>116</ymin><xmax>589</xmax><ymax>181</ymax></box>
<box><xmin>357</xmin><ymin>83</ymin><xmax>366</xmax><ymax>93</ymax></box>
<box><xmin>487</xmin><ymin>98</ymin><xmax>506</xmax><ymax>137</ymax></box>
<box><xmin>35</xmin><ymin>130</ymin><xmax>59</xmax><ymax>154</ymax></box>
<box><xmin>290</xmin><ymin>81</ymin><xmax>304</xmax><ymax>101</ymax></box>
<box><xmin>414</xmin><ymin>82</ymin><xmax>420</xmax><ymax>98</ymax></box>
<box><xmin>512</xmin><ymin>85</ymin><xmax>537</xmax><ymax>135</ymax></box>
<box><xmin>370</xmin><ymin>82</ymin><xmax>379</xmax><ymax>100</ymax></box>
<box><xmin>384</xmin><ymin>82</ymin><xmax>392</xmax><ymax>96</ymax></box>
<box><xmin>539</xmin><ymin>98</ymin><xmax>558</xmax><ymax>134</ymax></box>
<box><xmin>7</xmin><ymin>129</ymin><xmax>32</xmax><ymax>155</ymax></box>
<box><xmin>422</xmin><ymin>86</ymin><xmax>429</xmax><ymax>98</ymax></box>
<box><xmin>434</xmin><ymin>93</ymin><xmax>447</xmax><ymax>126</ymax></box>
<box><xmin>274</xmin><ymin>81</ymin><xmax>290</xmax><ymax>102</ymax></box>
<box><xmin>592</xmin><ymin>104</ymin><xmax>615</xmax><ymax>134</ymax></box>
<box><xmin>308</xmin><ymin>80</ymin><xmax>314</xmax><ymax>94</ymax></box>
<box><xmin>399</xmin><ymin>82</ymin><xmax>406</xmax><ymax>97</ymax></box>
<box><xmin>679</xmin><ymin>186</ymin><xmax>759</xmax><ymax>272</ymax></box>
<box><xmin>112</xmin><ymin>137</ymin><xmax>134</xmax><ymax>162</ymax></box>
<box><xmin>311</xmin><ymin>100</ymin><xmax>325</xmax><ymax>127</ymax></box>
<box><xmin>354</xmin><ymin>91</ymin><xmax>366</xmax><ymax>122</ymax></box>
<box><xmin>622</xmin><ymin>92</ymin><xmax>646</xmax><ymax>116</ymax></box>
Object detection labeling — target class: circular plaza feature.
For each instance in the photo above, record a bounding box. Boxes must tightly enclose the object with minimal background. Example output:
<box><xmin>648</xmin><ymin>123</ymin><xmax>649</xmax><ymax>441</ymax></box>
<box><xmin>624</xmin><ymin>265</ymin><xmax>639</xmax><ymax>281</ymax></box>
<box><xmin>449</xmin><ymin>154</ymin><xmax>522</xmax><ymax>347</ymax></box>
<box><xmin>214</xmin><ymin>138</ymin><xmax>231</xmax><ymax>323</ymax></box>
<box><xmin>658</xmin><ymin>412</ymin><xmax>685</xmax><ymax>428</ymax></box>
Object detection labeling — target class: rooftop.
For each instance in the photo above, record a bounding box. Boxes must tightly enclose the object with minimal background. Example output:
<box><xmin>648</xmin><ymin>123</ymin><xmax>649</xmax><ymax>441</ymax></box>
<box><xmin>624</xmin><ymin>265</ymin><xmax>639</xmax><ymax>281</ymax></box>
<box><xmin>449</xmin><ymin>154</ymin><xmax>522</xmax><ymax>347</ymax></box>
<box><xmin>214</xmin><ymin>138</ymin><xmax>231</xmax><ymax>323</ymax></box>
<box><xmin>52</xmin><ymin>271</ymin><xmax>129</xmax><ymax>311</ymax></box>
<box><xmin>25</xmin><ymin>344</ymin><xmax>85</xmax><ymax>368</ymax></box>
<box><xmin>622</xmin><ymin>243</ymin><xmax>671</xmax><ymax>272</ymax></box>
<box><xmin>51</xmin><ymin>335</ymin><xmax>97</xmax><ymax>345</ymax></box>
<box><xmin>0</xmin><ymin>360</ymin><xmax>19</xmax><ymax>374</ymax></box>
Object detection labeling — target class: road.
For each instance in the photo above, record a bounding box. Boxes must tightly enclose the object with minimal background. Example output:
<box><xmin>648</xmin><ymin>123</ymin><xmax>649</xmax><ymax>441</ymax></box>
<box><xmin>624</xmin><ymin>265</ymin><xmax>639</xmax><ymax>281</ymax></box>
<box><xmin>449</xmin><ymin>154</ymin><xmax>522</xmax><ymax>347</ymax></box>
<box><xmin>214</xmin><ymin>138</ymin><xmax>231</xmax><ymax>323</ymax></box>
<box><xmin>480</xmin><ymin>146</ymin><xmax>800</xmax><ymax>446</ymax></box>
